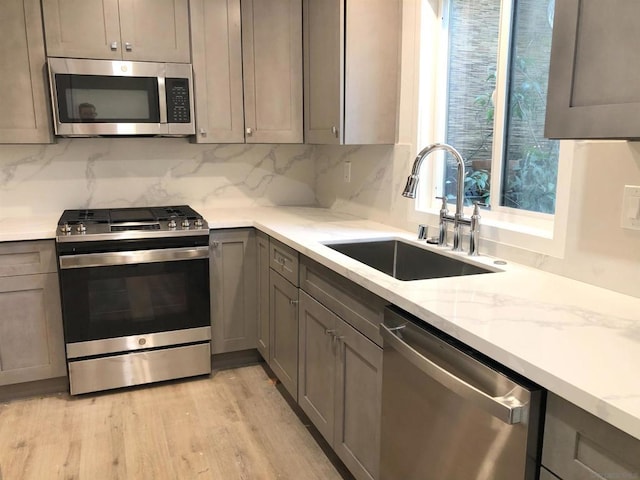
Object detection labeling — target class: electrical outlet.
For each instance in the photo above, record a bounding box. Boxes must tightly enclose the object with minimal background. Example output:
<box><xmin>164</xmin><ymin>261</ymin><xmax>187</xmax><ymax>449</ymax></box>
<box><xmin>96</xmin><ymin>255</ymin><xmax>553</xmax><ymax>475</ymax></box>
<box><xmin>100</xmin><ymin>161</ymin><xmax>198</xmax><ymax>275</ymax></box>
<box><xmin>621</xmin><ymin>185</ymin><xmax>640</xmax><ymax>230</ymax></box>
<box><xmin>343</xmin><ymin>161</ymin><xmax>351</xmax><ymax>183</ymax></box>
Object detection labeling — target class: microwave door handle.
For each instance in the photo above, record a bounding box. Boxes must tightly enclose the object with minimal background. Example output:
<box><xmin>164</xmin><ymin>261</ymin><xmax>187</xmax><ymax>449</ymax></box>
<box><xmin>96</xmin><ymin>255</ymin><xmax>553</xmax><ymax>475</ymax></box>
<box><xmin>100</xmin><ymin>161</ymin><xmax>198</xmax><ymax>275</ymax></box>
<box><xmin>158</xmin><ymin>77</ymin><xmax>167</xmax><ymax>124</ymax></box>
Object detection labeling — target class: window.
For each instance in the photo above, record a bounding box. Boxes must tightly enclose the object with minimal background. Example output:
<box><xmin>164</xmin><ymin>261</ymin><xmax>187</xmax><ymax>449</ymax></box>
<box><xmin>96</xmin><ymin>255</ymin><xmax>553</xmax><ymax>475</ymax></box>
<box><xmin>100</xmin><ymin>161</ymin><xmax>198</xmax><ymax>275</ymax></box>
<box><xmin>421</xmin><ymin>0</ymin><xmax>559</xmax><ymax>215</ymax></box>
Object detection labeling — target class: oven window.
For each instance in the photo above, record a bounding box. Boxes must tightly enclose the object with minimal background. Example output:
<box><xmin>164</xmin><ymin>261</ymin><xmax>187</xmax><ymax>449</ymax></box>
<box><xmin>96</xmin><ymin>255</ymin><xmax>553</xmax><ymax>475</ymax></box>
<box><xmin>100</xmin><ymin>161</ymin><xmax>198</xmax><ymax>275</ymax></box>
<box><xmin>60</xmin><ymin>259</ymin><xmax>209</xmax><ymax>343</ymax></box>
<box><xmin>54</xmin><ymin>74</ymin><xmax>160</xmax><ymax>123</ymax></box>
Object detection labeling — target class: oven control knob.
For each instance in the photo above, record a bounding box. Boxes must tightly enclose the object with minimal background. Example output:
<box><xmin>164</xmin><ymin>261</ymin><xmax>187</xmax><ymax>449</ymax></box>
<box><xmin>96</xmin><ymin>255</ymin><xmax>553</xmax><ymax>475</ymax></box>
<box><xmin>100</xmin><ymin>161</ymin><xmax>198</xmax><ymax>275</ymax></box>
<box><xmin>181</xmin><ymin>219</ymin><xmax>190</xmax><ymax>228</ymax></box>
<box><xmin>60</xmin><ymin>223</ymin><xmax>72</xmax><ymax>234</ymax></box>
<box><xmin>194</xmin><ymin>218</ymin><xmax>203</xmax><ymax>228</ymax></box>
<box><xmin>138</xmin><ymin>338</ymin><xmax>147</xmax><ymax>346</ymax></box>
<box><xmin>168</xmin><ymin>219</ymin><xmax>177</xmax><ymax>229</ymax></box>
<box><xmin>76</xmin><ymin>223</ymin><xmax>86</xmax><ymax>233</ymax></box>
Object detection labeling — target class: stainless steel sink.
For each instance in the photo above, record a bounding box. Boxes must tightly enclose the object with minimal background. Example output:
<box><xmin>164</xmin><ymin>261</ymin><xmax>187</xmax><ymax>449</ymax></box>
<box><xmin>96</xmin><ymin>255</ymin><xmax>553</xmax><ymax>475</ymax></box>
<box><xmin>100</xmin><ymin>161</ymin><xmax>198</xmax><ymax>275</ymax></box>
<box><xmin>325</xmin><ymin>239</ymin><xmax>494</xmax><ymax>281</ymax></box>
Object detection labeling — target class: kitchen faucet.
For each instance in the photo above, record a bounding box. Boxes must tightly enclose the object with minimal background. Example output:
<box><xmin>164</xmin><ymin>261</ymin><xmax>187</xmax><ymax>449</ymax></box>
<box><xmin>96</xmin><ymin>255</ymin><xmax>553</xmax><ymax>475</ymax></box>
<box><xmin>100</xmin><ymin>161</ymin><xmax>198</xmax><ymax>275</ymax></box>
<box><xmin>402</xmin><ymin>143</ymin><xmax>481</xmax><ymax>255</ymax></box>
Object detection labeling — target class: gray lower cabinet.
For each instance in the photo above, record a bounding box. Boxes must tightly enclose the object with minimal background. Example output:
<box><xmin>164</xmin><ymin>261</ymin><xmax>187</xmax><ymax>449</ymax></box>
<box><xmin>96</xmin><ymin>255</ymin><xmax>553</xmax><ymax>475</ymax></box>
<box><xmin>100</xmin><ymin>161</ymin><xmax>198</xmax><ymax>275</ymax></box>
<box><xmin>209</xmin><ymin>229</ymin><xmax>257</xmax><ymax>354</ymax></box>
<box><xmin>298</xmin><ymin>281</ymin><xmax>382</xmax><ymax>480</ymax></box>
<box><xmin>545</xmin><ymin>0</ymin><xmax>640</xmax><ymax>139</ymax></box>
<box><xmin>256</xmin><ymin>230</ymin><xmax>270</xmax><ymax>360</ymax></box>
<box><xmin>540</xmin><ymin>467</ymin><xmax>561</xmax><ymax>480</ymax></box>
<box><xmin>542</xmin><ymin>393</ymin><xmax>640</xmax><ymax>480</ymax></box>
<box><xmin>269</xmin><ymin>269</ymin><xmax>299</xmax><ymax>400</ymax></box>
<box><xmin>0</xmin><ymin>241</ymin><xmax>65</xmax><ymax>386</ymax></box>
<box><xmin>0</xmin><ymin>0</ymin><xmax>53</xmax><ymax>144</ymax></box>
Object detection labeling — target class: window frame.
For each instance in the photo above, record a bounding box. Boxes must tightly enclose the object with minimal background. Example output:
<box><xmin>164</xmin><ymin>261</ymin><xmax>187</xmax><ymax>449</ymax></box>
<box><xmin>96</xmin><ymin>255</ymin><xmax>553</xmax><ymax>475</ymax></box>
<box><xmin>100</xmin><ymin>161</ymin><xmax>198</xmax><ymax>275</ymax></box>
<box><xmin>410</xmin><ymin>0</ymin><xmax>572</xmax><ymax>258</ymax></box>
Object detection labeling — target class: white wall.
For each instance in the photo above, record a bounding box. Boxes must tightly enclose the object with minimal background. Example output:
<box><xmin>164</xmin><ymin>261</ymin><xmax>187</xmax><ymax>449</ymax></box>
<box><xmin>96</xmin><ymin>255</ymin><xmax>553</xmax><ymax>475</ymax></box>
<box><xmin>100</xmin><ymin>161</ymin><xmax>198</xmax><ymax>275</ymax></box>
<box><xmin>315</xmin><ymin>0</ymin><xmax>640</xmax><ymax>298</ymax></box>
<box><xmin>0</xmin><ymin>137</ymin><xmax>317</xmax><ymax>218</ymax></box>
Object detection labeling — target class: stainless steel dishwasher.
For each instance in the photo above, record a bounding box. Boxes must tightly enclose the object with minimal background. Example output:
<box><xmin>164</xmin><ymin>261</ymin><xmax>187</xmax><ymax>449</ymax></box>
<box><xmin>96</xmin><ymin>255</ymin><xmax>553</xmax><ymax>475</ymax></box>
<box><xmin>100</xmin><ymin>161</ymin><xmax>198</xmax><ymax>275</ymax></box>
<box><xmin>380</xmin><ymin>305</ymin><xmax>543</xmax><ymax>480</ymax></box>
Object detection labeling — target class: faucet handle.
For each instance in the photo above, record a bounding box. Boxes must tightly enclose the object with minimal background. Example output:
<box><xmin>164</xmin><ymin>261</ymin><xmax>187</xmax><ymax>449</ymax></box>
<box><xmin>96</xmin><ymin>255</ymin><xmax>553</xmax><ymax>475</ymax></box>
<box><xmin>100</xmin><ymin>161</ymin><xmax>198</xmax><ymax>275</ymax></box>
<box><xmin>435</xmin><ymin>196</ymin><xmax>448</xmax><ymax>212</ymax></box>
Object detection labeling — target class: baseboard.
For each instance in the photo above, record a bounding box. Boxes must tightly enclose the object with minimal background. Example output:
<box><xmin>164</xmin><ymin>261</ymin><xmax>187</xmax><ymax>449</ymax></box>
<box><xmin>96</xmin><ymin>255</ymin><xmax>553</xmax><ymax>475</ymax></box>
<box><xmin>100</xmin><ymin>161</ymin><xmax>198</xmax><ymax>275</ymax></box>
<box><xmin>0</xmin><ymin>376</ymin><xmax>69</xmax><ymax>403</ymax></box>
<box><xmin>211</xmin><ymin>348</ymin><xmax>263</xmax><ymax>371</ymax></box>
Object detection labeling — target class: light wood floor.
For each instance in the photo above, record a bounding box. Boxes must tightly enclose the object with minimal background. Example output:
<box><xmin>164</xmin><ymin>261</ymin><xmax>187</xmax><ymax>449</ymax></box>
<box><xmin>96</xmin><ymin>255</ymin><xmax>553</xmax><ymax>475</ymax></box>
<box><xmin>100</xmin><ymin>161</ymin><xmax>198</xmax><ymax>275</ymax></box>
<box><xmin>0</xmin><ymin>365</ymin><xmax>345</xmax><ymax>480</ymax></box>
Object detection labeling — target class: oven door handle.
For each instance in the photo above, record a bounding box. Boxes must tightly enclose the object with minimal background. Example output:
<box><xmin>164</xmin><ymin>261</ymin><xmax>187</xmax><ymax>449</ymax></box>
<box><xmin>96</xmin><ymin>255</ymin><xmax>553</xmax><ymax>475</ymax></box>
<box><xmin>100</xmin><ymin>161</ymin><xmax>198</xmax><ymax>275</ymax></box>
<box><xmin>59</xmin><ymin>246</ymin><xmax>209</xmax><ymax>269</ymax></box>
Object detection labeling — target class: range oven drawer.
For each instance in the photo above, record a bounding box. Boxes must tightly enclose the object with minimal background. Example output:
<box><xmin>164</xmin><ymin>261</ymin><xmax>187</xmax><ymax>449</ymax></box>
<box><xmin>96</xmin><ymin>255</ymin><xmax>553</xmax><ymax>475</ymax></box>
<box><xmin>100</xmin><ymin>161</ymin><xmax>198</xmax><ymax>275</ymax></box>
<box><xmin>68</xmin><ymin>342</ymin><xmax>211</xmax><ymax>395</ymax></box>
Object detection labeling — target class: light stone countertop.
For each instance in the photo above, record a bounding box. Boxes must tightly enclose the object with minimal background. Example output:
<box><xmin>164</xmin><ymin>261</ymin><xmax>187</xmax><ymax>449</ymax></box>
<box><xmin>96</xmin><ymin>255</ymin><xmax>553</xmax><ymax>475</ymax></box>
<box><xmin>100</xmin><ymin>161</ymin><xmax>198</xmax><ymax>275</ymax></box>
<box><xmin>3</xmin><ymin>206</ymin><xmax>640</xmax><ymax>441</ymax></box>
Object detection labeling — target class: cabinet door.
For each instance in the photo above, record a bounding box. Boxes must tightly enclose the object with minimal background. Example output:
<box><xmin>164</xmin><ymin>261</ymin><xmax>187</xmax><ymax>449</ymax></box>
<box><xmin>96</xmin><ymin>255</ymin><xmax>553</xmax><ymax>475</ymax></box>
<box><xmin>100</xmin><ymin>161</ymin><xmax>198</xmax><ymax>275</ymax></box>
<box><xmin>539</xmin><ymin>467</ymin><xmax>561</xmax><ymax>480</ymax></box>
<box><xmin>269</xmin><ymin>270</ymin><xmax>298</xmax><ymax>400</ymax></box>
<box><xmin>256</xmin><ymin>231</ymin><xmax>270</xmax><ymax>360</ymax></box>
<box><xmin>42</xmin><ymin>0</ymin><xmax>122</xmax><ymax>60</ymax></box>
<box><xmin>0</xmin><ymin>273</ymin><xmax>66</xmax><ymax>386</ymax></box>
<box><xmin>190</xmin><ymin>0</ymin><xmax>244</xmax><ymax>143</ymax></box>
<box><xmin>210</xmin><ymin>229</ymin><xmax>257</xmax><ymax>354</ymax></box>
<box><xmin>303</xmin><ymin>0</ymin><xmax>400</xmax><ymax>145</ymax></box>
<box><xmin>334</xmin><ymin>317</ymin><xmax>382</xmax><ymax>480</ymax></box>
<box><xmin>0</xmin><ymin>0</ymin><xmax>53</xmax><ymax>144</ymax></box>
<box><xmin>241</xmin><ymin>0</ymin><xmax>303</xmax><ymax>143</ymax></box>
<box><xmin>303</xmin><ymin>0</ymin><xmax>342</xmax><ymax>144</ymax></box>
<box><xmin>545</xmin><ymin>0</ymin><xmax>640</xmax><ymax>139</ymax></box>
<box><xmin>118</xmin><ymin>0</ymin><xmax>191</xmax><ymax>63</ymax></box>
<box><xmin>343</xmin><ymin>0</ymin><xmax>400</xmax><ymax>145</ymax></box>
<box><xmin>298</xmin><ymin>291</ymin><xmax>336</xmax><ymax>444</ymax></box>
<box><xmin>542</xmin><ymin>393</ymin><xmax>640</xmax><ymax>480</ymax></box>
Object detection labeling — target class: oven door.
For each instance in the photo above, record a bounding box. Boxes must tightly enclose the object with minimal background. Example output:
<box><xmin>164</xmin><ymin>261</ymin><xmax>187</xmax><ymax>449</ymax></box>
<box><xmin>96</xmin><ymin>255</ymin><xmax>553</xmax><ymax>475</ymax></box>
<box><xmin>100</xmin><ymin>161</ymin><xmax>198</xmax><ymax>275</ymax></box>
<box><xmin>58</xmin><ymin>242</ymin><xmax>210</xmax><ymax>359</ymax></box>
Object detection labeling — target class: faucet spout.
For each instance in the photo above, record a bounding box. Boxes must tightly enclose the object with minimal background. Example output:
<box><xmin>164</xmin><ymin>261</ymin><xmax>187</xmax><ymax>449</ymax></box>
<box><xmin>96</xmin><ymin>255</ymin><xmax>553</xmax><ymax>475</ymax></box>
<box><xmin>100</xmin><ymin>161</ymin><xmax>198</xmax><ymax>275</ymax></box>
<box><xmin>402</xmin><ymin>143</ymin><xmax>466</xmax><ymax>217</ymax></box>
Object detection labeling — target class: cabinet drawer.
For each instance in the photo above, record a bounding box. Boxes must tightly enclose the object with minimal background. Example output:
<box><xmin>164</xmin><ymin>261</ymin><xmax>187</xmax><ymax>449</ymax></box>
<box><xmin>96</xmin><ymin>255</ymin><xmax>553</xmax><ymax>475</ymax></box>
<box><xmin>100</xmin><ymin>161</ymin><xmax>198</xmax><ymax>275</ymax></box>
<box><xmin>300</xmin><ymin>255</ymin><xmax>386</xmax><ymax>346</ymax></box>
<box><xmin>542</xmin><ymin>393</ymin><xmax>640</xmax><ymax>480</ymax></box>
<box><xmin>269</xmin><ymin>238</ymin><xmax>299</xmax><ymax>286</ymax></box>
<box><xmin>0</xmin><ymin>240</ymin><xmax>57</xmax><ymax>277</ymax></box>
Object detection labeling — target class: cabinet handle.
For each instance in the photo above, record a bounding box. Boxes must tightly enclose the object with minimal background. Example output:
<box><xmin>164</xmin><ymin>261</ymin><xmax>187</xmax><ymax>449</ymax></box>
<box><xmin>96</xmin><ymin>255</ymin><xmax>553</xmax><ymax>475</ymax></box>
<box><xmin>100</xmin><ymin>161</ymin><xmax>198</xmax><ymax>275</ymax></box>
<box><xmin>333</xmin><ymin>335</ymin><xmax>345</xmax><ymax>344</ymax></box>
<box><xmin>325</xmin><ymin>328</ymin><xmax>336</xmax><ymax>336</ymax></box>
<box><xmin>199</xmin><ymin>128</ymin><xmax>207</xmax><ymax>137</ymax></box>
<box><xmin>331</xmin><ymin>125</ymin><xmax>338</xmax><ymax>137</ymax></box>
<box><xmin>110</xmin><ymin>41</ymin><xmax>118</xmax><ymax>51</ymax></box>
<box><xmin>289</xmin><ymin>299</ymin><xmax>299</xmax><ymax>305</ymax></box>
<box><xmin>125</xmin><ymin>42</ymin><xmax>133</xmax><ymax>52</ymax></box>
<box><xmin>246</xmin><ymin>127</ymin><xmax>253</xmax><ymax>136</ymax></box>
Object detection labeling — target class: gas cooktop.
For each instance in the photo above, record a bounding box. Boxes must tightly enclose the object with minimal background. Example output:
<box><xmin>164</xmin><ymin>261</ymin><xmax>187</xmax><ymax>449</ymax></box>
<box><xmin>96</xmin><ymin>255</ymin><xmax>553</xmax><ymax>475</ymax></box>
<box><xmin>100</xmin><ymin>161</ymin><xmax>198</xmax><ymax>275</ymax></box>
<box><xmin>56</xmin><ymin>205</ymin><xmax>208</xmax><ymax>241</ymax></box>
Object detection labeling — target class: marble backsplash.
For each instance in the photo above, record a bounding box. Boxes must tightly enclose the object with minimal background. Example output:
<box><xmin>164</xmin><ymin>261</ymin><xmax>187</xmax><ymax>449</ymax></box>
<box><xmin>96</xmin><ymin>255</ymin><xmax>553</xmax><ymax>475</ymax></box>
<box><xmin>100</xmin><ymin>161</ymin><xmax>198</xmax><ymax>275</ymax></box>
<box><xmin>0</xmin><ymin>138</ymin><xmax>317</xmax><ymax>217</ymax></box>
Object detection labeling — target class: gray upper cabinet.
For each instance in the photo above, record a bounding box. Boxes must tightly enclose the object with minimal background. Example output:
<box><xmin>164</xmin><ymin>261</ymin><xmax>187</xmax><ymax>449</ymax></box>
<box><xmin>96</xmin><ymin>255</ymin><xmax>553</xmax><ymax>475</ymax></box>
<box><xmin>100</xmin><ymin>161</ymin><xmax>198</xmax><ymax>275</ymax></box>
<box><xmin>42</xmin><ymin>0</ymin><xmax>191</xmax><ymax>63</ymax></box>
<box><xmin>191</xmin><ymin>0</ymin><xmax>303</xmax><ymax>144</ymax></box>
<box><xmin>241</xmin><ymin>0</ymin><xmax>303</xmax><ymax>144</ymax></box>
<box><xmin>545</xmin><ymin>0</ymin><xmax>640</xmax><ymax>139</ymax></box>
<box><xmin>303</xmin><ymin>0</ymin><xmax>401</xmax><ymax>145</ymax></box>
<box><xmin>190</xmin><ymin>0</ymin><xmax>244</xmax><ymax>143</ymax></box>
<box><xmin>0</xmin><ymin>241</ymin><xmax>66</xmax><ymax>386</ymax></box>
<box><xmin>0</xmin><ymin>0</ymin><xmax>53</xmax><ymax>144</ymax></box>
<box><xmin>209</xmin><ymin>229</ymin><xmax>257</xmax><ymax>354</ymax></box>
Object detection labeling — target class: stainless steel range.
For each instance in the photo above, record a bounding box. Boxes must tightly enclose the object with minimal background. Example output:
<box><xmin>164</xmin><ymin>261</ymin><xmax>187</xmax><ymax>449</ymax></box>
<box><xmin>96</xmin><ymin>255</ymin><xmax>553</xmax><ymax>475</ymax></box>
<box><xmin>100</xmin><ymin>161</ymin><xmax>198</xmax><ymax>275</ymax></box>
<box><xmin>56</xmin><ymin>205</ymin><xmax>211</xmax><ymax>395</ymax></box>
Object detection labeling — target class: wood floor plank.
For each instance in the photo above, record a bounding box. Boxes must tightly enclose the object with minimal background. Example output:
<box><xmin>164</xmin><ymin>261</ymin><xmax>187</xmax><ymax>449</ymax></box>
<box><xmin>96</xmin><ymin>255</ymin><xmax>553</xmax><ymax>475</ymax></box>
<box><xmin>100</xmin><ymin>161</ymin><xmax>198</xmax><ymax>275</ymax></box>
<box><xmin>0</xmin><ymin>365</ymin><xmax>344</xmax><ymax>480</ymax></box>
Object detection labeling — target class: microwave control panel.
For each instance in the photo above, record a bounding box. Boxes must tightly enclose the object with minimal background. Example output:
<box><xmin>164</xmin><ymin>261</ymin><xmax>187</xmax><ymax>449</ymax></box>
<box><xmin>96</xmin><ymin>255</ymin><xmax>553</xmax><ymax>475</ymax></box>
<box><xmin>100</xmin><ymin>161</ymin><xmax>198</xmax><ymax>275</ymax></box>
<box><xmin>166</xmin><ymin>78</ymin><xmax>191</xmax><ymax>123</ymax></box>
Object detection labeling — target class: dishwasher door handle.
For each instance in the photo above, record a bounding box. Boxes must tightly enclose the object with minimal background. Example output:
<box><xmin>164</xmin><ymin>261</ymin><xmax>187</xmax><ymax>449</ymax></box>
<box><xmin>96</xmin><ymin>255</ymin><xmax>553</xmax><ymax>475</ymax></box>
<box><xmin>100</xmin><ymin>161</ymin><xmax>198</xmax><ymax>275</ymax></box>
<box><xmin>380</xmin><ymin>323</ymin><xmax>526</xmax><ymax>425</ymax></box>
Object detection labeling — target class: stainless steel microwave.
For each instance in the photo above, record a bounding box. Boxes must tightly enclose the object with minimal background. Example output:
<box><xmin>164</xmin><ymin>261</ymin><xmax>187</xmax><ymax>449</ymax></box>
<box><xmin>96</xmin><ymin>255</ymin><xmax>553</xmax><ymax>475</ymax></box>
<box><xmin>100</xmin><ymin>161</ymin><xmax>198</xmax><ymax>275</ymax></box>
<box><xmin>47</xmin><ymin>58</ymin><xmax>195</xmax><ymax>137</ymax></box>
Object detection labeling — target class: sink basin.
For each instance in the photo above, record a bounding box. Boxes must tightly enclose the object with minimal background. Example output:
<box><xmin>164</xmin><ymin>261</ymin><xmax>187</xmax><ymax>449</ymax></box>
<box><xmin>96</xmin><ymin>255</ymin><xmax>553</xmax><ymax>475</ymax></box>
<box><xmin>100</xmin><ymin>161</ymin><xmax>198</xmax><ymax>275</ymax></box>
<box><xmin>325</xmin><ymin>239</ymin><xmax>494</xmax><ymax>281</ymax></box>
